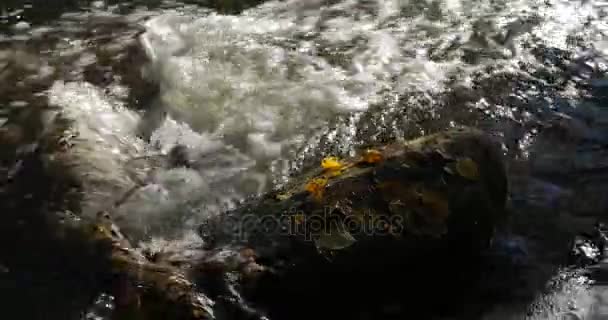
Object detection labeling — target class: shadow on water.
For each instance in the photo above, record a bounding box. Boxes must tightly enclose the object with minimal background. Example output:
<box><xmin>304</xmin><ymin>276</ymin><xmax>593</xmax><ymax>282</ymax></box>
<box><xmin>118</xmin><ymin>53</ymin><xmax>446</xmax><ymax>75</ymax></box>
<box><xmin>0</xmin><ymin>108</ymin><xmax>109</xmax><ymax>319</ymax></box>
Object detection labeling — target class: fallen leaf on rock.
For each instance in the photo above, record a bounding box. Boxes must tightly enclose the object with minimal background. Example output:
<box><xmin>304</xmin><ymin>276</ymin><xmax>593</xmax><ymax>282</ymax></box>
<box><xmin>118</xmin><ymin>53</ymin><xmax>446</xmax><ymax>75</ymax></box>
<box><xmin>456</xmin><ymin>157</ymin><xmax>479</xmax><ymax>180</ymax></box>
<box><xmin>306</xmin><ymin>177</ymin><xmax>328</xmax><ymax>200</ymax></box>
<box><xmin>321</xmin><ymin>156</ymin><xmax>344</xmax><ymax>171</ymax></box>
<box><xmin>293</xmin><ymin>213</ymin><xmax>305</xmax><ymax>225</ymax></box>
<box><xmin>361</xmin><ymin>149</ymin><xmax>383</xmax><ymax>164</ymax></box>
<box><xmin>314</xmin><ymin>224</ymin><xmax>356</xmax><ymax>250</ymax></box>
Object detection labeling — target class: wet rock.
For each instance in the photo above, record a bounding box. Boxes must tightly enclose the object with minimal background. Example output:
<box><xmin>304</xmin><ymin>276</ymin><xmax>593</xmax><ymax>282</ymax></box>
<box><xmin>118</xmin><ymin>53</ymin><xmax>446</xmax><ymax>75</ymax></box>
<box><xmin>82</xmin><ymin>19</ymin><xmax>158</xmax><ymax>109</ymax></box>
<box><xmin>566</xmin><ymin>177</ymin><xmax>608</xmax><ymax>218</ymax></box>
<box><xmin>196</xmin><ymin>127</ymin><xmax>509</xmax><ymax>320</ymax></box>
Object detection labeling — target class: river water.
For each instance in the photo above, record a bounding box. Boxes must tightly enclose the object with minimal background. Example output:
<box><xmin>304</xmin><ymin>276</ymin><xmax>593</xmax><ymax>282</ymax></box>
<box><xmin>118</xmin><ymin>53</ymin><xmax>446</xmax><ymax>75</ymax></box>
<box><xmin>1</xmin><ymin>0</ymin><xmax>608</xmax><ymax>319</ymax></box>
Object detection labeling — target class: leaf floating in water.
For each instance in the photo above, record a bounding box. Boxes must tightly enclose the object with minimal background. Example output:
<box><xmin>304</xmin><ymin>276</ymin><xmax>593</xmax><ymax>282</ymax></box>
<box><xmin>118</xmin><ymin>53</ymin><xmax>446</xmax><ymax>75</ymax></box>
<box><xmin>315</xmin><ymin>226</ymin><xmax>356</xmax><ymax>250</ymax></box>
<box><xmin>306</xmin><ymin>177</ymin><xmax>328</xmax><ymax>200</ymax></box>
<box><xmin>455</xmin><ymin>157</ymin><xmax>479</xmax><ymax>180</ymax></box>
<box><xmin>321</xmin><ymin>156</ymin><xmax>344</xmax><ymax>171</ymax></box>
<box><xmin>320</xmin><ymin>156</ymin><xmax>347</xmax><ymax>177</ymax></box>
<box><xmin>362</xmin><ymin>149</ymin><xmax>383</xmax><ymax>164</ymax></box>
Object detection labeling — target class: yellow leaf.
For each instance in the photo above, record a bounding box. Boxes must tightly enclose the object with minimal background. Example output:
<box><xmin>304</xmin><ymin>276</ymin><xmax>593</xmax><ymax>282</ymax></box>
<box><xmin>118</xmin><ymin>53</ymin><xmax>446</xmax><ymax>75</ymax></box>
<box><xmin>321</xmin><ymin>157</ymin><xmax>343</xmax><ymax>170</ymax></box>
<box><xmin>305</xmin><ymin>177</ymin><xmax>328</xmax><ymax>200</ymax></box>
<box><xmin>455</xmin><ymin>157</ymin><xmax>479</xmax><ymax>180</ymax></box>
<box><xmin>361</xmin><ymin>149</ymin><xmax>383</xmax><ymax>164</ymax></box>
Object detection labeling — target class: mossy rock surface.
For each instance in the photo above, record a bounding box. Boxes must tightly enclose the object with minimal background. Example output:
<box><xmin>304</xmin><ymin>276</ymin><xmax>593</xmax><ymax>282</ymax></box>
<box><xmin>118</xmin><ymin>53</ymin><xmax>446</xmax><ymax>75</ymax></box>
<box><xmin>204</xmin><ymin>126</ymin><xmax>508</xmax><ymax>258</ymax></box>
<box><xmin>197</xmin><ymin>127</ymin><xmax>510</xmax><ymax>320</ymax></box>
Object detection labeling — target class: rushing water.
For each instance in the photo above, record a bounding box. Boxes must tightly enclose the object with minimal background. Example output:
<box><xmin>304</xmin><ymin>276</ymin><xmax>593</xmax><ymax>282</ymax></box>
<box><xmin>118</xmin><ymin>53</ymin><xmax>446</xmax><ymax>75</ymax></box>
<box><xmin>1</xmin><ymin>0</ymin><xmax>608</xmax><ymax>319</ymax></box>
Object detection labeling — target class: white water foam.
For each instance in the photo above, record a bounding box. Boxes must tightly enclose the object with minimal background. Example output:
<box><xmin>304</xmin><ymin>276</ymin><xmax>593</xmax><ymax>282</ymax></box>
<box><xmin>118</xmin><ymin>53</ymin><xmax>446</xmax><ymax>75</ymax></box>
<box><xmin>47</xmin><ymin>81</ymin><xmax>145</xmax><ymax>217</ymax></box>
<box><xmin>138</xmin><ymin>0</ymin><xmax>607</xmax><ymax>167</ymax></box>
